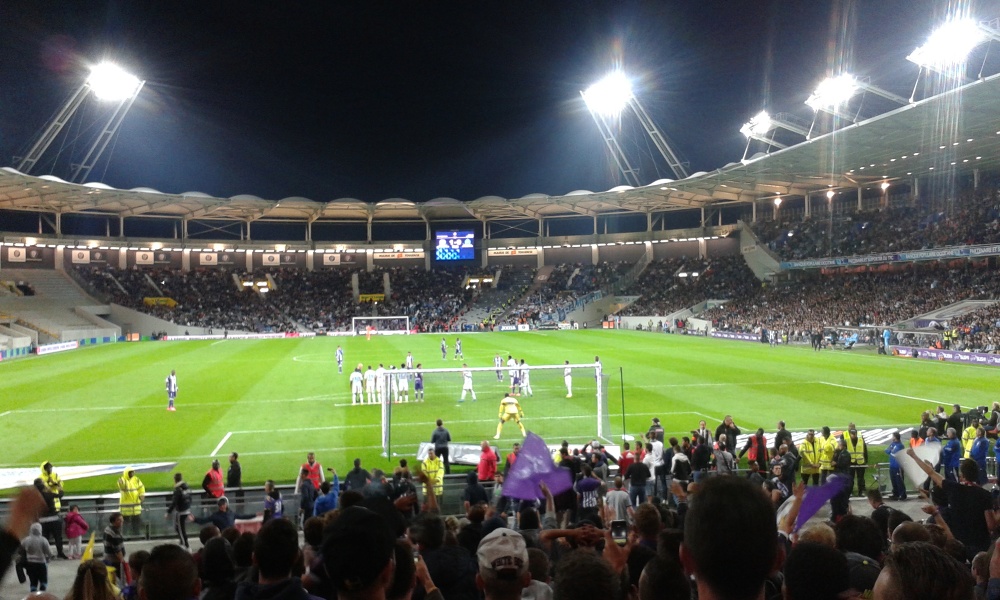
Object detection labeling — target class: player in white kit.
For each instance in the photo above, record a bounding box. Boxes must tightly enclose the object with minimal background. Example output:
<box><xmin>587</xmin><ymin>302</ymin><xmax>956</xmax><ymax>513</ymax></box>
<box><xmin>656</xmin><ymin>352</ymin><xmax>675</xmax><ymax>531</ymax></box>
<box><xmin>375</xmin><ymin>363</ymin><xmax>387</xmax><ymax>403</ymax></box>
<box><xmin>389</xmin><ymin>365</ymin><xmax>400</xmax><ymax>403</ymax></box>
<box><xmin>349</xmin><ymin>367</ymin><xmax>364</xmax><ymax>405</ymax></box>
<box><xmin>564</xmin><ymin>360</ymin><xmax>573</xmax><ymax>398</ymax></box>
<box><xmin>518</xmin><ymin>359</ymin><xmax>533</xmax><ymax>396</ymax></box>
<box><xmin>459</xmin><ymin>364</ymin><xmax>477</xmax><ymax>402</ymax></box>
<box><xmin>364</xmin><ymin>366</ymin><xmax>376</xmax><ymax>403</ymax></box>
<box><xmin>397</xmin><ymin>363</ymin><xmax>410</xmax><ymax>402</ymax></box>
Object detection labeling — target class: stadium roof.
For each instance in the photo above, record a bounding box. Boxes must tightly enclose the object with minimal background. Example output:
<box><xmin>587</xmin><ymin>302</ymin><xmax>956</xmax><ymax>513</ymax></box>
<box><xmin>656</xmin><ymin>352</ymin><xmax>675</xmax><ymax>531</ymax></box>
<box><xmin>1</xmin><ymin>73</ymin><xmax>998</xmax><ymax>225</ymax></box>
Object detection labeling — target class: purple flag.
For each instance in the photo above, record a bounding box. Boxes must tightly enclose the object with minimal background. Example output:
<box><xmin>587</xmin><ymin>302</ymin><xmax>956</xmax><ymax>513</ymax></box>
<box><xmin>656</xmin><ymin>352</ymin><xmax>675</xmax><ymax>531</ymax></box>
<box><xmin>503</xmin><ymin>432</ymin><xmax>573</xmax><ymax>500</ymax></box>
<box><xmin>794</xmin><ymin>475</ymin><xmax>850</xmax><ymax>531</ymax></box>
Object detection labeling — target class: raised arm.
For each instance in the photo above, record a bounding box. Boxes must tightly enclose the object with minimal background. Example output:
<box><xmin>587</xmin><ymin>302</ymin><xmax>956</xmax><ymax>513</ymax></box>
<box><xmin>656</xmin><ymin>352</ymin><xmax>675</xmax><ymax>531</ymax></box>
<box><xmin>905</xmin><ymin>448</ymin><xmax>943</xmax><ymax>488</ymax></box>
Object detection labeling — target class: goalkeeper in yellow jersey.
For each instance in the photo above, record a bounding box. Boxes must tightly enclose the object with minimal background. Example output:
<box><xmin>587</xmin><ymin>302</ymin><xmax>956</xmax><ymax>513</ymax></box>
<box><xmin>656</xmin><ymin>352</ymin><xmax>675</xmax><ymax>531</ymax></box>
<box><xmin>494</xmin><ymin>393</ymin><xmax>526</xmax><ymax>439</ymax></box>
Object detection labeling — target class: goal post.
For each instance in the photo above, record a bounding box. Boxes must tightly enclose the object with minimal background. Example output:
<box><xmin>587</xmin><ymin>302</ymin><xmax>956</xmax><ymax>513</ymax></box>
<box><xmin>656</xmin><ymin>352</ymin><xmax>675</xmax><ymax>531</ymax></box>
<box><xmin>377</xmin><ymin>362</ymin><xmax>610</xmax><ymax>458</ymax></box>
<box><xmin>352</xmin><ymin>316</ymin><xmax>411</xmax><ymax>336</ymax></box>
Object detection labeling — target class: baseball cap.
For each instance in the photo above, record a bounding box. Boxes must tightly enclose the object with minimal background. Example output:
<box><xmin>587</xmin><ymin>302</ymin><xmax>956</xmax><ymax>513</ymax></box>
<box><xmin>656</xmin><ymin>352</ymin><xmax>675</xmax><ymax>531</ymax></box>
<box><xmin>323</xmin><ymin>507</ymin><xmax>396</xmax><ymax>592</ymax></box>
<box><xmin>477</xmin><ymin>528</ymin><xmax>528</xmax><ymax>580</ymax></box>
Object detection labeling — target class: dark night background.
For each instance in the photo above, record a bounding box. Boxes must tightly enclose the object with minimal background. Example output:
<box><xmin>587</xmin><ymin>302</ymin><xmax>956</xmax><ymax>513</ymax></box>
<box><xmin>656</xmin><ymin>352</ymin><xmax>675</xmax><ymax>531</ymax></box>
<box><xmin>0</xmin><ymin>0</ymin><xmax>990</xmax><ymax>204</ymax></box>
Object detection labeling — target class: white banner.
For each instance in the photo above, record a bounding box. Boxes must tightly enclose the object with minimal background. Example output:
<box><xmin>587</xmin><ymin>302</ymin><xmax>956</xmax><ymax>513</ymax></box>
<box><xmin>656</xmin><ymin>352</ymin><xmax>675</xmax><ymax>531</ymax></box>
<box><xmin>35</xmin><ymin>341</ymin><xmax>79</xmax><ymax>355</ymax></box>
<box><xmin>322</xmin><ymin>253</ymin><xmax>341</xmax><ymax>266</ymax></box>
<box><xmin>6</xmin><ymin>247</ymin><xmax>25</xmax><ymax>262</ymax></box>
<box><xmin>135</xmin><ymin>251</ymin><xmax>154</xmax><ymax>265</ymax></box>
<box><xmin>199</xmin><ymin>252</ymin><xmax>218</xmax><ymax>265</ymax></box>
<box><xmin>262</xmin><ymin>253</ymin><xmax>280</xmax><ymax>266</ymax></box>
<box><xmin>374</xmin><ymin>252</ymin><xmax>425</xmax><ymax>260</ymax></box>
<box><xmin>71</xmin><ymin>250</ymin><xmax>90</xmax><ymax>264</ymax></box>
<box><xmin>517</xmin><ymin>324</ymin><xmax>531</xmax><ymax>332</ymax></box>
<box><xmin>0</xmin><ymin>462</ymin><xmax>177</xmax><ymax>491</ymax></box>
<box><xmin>487</xmin><ymin>248</ymin><xmax>538</xmax><ymax>256</ymax></box>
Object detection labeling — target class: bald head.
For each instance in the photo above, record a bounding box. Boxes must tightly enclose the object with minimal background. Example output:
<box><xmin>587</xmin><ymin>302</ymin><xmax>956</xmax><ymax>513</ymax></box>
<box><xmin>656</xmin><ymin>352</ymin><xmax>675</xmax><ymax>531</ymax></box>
<box><xmin>891</xmin><ymin>521</ymin><xmax>931</xmax><ymax>546</ymax></box>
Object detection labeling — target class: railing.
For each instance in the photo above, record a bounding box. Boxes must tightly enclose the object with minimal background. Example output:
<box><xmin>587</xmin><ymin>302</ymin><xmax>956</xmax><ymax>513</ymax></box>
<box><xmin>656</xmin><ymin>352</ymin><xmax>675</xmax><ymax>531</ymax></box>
<box><xmin>613</xmin><ymin>251</ymin><xmax>651</xmax><ymax>295</ymax></box>
<box><xmin>0</xmin><ymin>474</ymin><xmax>496</xmax><ymax>540</ymax></box>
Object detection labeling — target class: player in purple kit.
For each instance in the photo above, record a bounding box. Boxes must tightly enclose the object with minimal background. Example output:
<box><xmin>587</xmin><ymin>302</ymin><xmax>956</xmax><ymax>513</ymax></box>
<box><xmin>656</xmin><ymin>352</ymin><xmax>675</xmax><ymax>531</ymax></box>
<box><xmin>413</xmin><ymin>363</ymin><xmax>425</xmax><ymax>401</ymax></box>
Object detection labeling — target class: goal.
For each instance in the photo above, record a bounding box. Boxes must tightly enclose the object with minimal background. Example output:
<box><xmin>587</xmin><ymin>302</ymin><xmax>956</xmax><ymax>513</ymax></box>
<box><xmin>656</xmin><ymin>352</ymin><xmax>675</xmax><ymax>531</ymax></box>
<box><xmin>377</xmin><ymin>362</ymin><xmax>611</xmax><ymax>457</ymax></box>
<box><xmin>352</xmin><ymin>316</ymin><xmax>410</xmax><ymax>336</ymax></box>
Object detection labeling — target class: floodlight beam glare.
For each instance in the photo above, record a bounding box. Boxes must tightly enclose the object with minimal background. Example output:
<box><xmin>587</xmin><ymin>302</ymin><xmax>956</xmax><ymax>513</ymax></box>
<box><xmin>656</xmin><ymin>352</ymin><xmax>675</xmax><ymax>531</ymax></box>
<box><xmin>582</xmin><ymin>71</ymin><xmax>633</xmax><ymax>117</ymax></box>
<box><xmin>87</xmin><ymin>62</ymin><xmax>141</xmax><ymax>102</ymax></box>
<box><xmin>906</xmin><ymin>18</ymin><xmax>987</xmax><ymax>68</ymax></box>
<box><xmin>805</xmin><ymin>74</ymin><xmax>858</xmax><ymax>111</ymax></box>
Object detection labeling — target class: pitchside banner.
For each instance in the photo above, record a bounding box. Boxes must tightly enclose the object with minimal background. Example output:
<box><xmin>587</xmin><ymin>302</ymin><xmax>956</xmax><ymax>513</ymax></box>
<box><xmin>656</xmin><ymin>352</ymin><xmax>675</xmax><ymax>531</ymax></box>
<box><xmin>710</xmin><ymin>331</ymin><xmax>782</xmax><ymax>343</ymax></box>
<box><xmin>892</xmin><ymin>346</ymin><xmax>1000</xmax><ymax>367</ymax></box>
<box><xmin>781</xmin><ymin>243</ymin><xmax>1000</xmax><ymax>269</ymax></box>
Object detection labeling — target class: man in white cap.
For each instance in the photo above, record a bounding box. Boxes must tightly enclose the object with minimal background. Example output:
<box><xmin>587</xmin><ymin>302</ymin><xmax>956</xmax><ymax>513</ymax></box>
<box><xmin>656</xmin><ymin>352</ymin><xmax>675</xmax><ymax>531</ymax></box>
<box><xmin>476</xmin><ymin>528</ymin><xmax>530</xmax><ymax>600</ymax></box>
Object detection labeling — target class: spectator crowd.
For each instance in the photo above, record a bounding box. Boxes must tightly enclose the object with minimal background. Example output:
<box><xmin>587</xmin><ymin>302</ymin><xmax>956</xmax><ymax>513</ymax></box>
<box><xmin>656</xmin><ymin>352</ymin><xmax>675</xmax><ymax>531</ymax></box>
<box><xmin>9</xmin><ymin>404</ymin><xmax>1000</xmax><ymax>600</ymax></box>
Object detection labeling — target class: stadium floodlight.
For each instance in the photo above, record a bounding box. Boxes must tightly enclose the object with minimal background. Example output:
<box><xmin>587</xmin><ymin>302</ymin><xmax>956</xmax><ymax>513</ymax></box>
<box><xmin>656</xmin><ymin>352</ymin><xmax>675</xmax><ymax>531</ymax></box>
<box><xmin>87</xmin><ymin>62</ymin><xmax>142</xmax><ymax>102</ymax></box>
<box><xmin>16</xmin><ymin>60</ymin><xmax>145</xmax><ymax>179</ymax></box>
<box><xmin>740</xmin><ymin>111</ymin><xmax>773</xmax><ymax>139</ymax></box>
<box><xmin>773</xmin><ymin>196</ymin><xmax>782</xmax><ymax>208</ymax></box>
<box><xmin>805</xmin><ymin>74</ymin><xmax>859</xmax><ymax>111</ymax></box>
<box><xmin>581</xmin><ymin>71</ymin><xmax>633</xmax><ymax>117</ymax></box>
<box><xmin>906</xmin><ymin>18</ymin><xmax>987</xmax><ymax>69</ymax></box>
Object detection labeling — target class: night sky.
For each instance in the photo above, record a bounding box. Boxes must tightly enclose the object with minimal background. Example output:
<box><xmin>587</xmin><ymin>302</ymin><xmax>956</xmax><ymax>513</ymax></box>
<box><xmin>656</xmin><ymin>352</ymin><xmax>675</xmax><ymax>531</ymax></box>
<box><xmin>0</xmin><ymin>0</ymin><xmax>983</xmax><ymax>204</ymax></box>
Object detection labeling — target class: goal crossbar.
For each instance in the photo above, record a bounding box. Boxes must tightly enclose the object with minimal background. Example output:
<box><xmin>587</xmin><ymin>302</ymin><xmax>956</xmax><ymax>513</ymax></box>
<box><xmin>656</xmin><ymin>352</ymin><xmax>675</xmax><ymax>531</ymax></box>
<box><xmin>351</xmin><ymin>315</ymin><xmax>410</xmax><ymax>335</ymax></box>
<box><xmin>378</xmin><ymin>362</ymin><xmax>608</xmax><ymax>457</ymax></box>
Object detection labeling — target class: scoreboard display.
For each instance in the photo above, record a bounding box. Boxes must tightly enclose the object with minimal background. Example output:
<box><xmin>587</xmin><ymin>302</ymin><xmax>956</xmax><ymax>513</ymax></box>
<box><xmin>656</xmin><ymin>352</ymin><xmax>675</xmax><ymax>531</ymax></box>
<box><xmin>434</xmin><ymin>230</ymin><xmax>475</xmax><ymax>261</ymax></box>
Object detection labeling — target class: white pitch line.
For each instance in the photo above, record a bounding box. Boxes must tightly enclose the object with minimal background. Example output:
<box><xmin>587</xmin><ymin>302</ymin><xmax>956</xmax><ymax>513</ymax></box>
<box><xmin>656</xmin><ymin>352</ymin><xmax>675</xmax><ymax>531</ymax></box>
<box><xmin>0</xmin><ymin>411</ymin><xmax>10</xmax><ymax>418</ymax></box>
<box><xmin>211</xmin><ymin>432</ymin><xmax>232</xmax><ymax>457</ymax></box>
<box><xmin>818</xmin><ymin>381</ymin><xmax>975</xmax><ymax>409</ymax></box>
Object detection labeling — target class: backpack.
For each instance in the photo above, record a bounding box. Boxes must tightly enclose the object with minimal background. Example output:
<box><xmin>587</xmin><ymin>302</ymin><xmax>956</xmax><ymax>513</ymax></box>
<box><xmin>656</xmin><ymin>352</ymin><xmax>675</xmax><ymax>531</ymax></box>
<box><xmin>673</xmin><ymin>458</ymin><xmax>692</xmax><ymax>481</ymax></box>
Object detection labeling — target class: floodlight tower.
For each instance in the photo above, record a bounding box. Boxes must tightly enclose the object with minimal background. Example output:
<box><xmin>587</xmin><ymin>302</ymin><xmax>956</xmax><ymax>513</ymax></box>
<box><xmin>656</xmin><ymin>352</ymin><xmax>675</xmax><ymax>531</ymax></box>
<box><xmin>581</xmin><ymin>71</ymin><xmax>689</xmax><ymax>183</ymax></box>
<box><xmin>906</xmin><ymin>17</ymin><xmax>1000</xmax><ymax>98</ymax></box>
<box><xmin>16</xmin><ymin>62</ymin><xmax>144</xmax><ymax>182</ymax></box>
<box><xmin>804</xmin><ymin>73</ymin><xmax>907</xmax><ymax>137</ymax></box>
<box><xmin>739</xmin><ymin>110</ymin><xmax>810</xmax><ymax>160</ymax></box>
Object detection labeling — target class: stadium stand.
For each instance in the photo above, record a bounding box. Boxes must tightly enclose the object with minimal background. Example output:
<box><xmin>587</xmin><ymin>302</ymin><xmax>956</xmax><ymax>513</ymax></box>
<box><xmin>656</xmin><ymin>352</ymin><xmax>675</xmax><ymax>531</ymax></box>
<box><xmin>753</xmin><ymin>184</ymin><xmax>1000</xmax><ymax>260</ymax></box>
<box><xmin>703</xmin><ymin>262</ymin><xmax>1000</xmax><ymax>339</ymax></box>
<box><xmin>619</xmin><ymin>256</ymin><xmax>759</xmax><ymax>316</ymax></box>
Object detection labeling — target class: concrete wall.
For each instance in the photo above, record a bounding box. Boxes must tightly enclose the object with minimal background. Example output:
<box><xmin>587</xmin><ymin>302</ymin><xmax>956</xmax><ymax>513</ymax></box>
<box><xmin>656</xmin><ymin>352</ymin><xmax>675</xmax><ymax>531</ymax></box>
<box><xmin>543</xmin><ymin>247</ymin><xmax>592</xmax><ymax>266</ymax></box>
<box><xmin>106</xmin><ymin>304</ymin><xmax>218</xmax><ymax>337</ymax></box>
<box><xmin>652</xmin><ymin>241</ymin><xmax>699</xmax><ymax>260</ymax></box>
<box><xmin>597</xmin><ymin>245</ymin><xmax>645</xmax><ymax>263</ymax></box>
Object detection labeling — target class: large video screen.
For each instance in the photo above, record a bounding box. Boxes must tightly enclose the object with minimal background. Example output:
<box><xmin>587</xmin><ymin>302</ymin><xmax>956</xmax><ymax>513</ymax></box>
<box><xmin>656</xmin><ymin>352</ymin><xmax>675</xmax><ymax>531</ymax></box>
<box><xmin>434</xmin><ymin>230</ymin><xmax>475</xmax><ymax>261</ymax></box>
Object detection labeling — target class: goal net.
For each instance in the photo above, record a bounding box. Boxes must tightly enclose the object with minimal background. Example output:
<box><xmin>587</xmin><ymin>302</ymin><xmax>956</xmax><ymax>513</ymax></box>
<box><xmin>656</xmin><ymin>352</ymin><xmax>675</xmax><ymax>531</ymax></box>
<box><xmin>352</xmin><ymin>316</ymin><xmax>410</xmax><ymax>336</ymax></box>
<box><xmin>375</xmin><ymin>362</ymin><xmax>610</xmax><ymax>457</ymax></box>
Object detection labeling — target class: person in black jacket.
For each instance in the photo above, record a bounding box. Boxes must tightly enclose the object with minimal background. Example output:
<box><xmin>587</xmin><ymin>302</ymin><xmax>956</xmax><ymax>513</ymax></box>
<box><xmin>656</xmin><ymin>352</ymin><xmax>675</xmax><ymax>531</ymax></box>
<box><xmin>715</xmin><ymin>416</ymin><xmax>741</xmax><ymax>453</ymax></box>
<box><xmin>830</xmin><ymin>439</ymin><xmax>853</xmax><ymax>519</ymax></box>
<box><xmin>32</xmin><ymin>478</ymin><xmax>66</xmax><ymax>559</ymax></box>
<box><xmin>192</xmin><ymin>497</ymin><xmax>258</xmax><ymax>532</ymax></box>
<box><xmin>691</xmin><ymin>435</ymin><xmax>713</xmax><ymax>483</ymax></box>
<box><xmin>166</xmin><ymin>473</ymin><xmax>193</xmax><ymax>549</ymax></box>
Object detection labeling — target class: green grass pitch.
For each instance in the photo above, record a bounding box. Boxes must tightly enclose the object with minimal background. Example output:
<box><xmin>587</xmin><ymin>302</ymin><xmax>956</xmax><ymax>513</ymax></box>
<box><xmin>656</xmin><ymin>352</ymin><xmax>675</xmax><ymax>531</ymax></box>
<box><xmin>2</xmin><ymin>330</ymin><xmax>997</xmax><ymax>494</ymax></box>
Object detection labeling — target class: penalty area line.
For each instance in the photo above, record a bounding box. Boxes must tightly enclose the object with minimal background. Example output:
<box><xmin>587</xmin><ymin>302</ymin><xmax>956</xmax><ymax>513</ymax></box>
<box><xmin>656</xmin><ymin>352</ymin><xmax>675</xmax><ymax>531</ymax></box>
<box><xmin>817</xmin><ymin>381</ymin><xmax>974</xmax><ymax>410</ymax></box>
<box><xmin>211</xmin><ymin>432</ymin><xmax>233</xmax><ymax>457</ymax></box>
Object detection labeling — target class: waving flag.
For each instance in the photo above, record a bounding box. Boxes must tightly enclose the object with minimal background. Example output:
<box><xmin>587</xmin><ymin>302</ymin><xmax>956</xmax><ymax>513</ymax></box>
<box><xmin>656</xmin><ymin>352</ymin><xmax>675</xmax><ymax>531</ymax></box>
<box><xmin>503</xmin><ymin>432</ymin><xmax>573</xmax><ymax>500</ymax></box>
<box><xmin>794</xmin><ymin>475</ymin><xmax>850</xmax><ymax>531</ymax></box>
